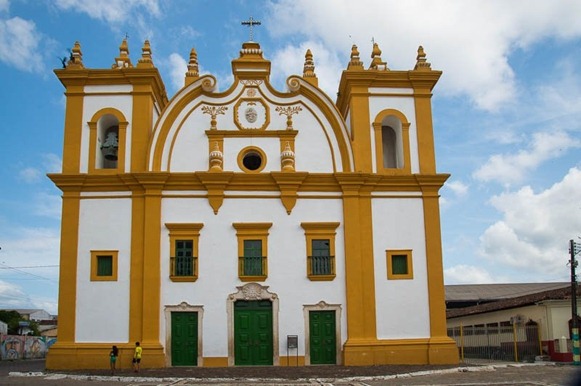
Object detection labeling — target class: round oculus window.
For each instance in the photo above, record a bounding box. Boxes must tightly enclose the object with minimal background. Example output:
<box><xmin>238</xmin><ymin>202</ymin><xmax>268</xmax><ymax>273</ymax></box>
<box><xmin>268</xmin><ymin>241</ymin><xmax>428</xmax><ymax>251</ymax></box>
<box><xmin>238</xmin><ymin>147</ymin><xmax>267</xmax><ymax>173</ymax></box>
<box><xmin>242</xmin><ymin>151</ymin><xmax>262</xmax><ymax>170</ymax></box>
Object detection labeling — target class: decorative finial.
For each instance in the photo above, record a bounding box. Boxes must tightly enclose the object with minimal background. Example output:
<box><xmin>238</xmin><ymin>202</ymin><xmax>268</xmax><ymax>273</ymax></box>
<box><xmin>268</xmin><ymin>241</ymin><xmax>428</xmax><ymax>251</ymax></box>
<box><xmin>66</xmin><ymin>41</ymin><xmax>84</xmax><ymax>69</ymax></box>
<box><xmin>241</xmin><ymin>16</ymin><xmax>261</xmax><ymax>41</ymax></box>
<box><xmin>137</xmin><ymin>40</ymin><xmax>154</xmax><ymax>68</ymax></box>
<box><xmin>185</xmin><ymin>48</ymin><xmax>200</xmax><ymax>82</ymax></box>
<box><xmin>302</xmin><ymin>49</ymin><xmax>318</xmax><ymax>87</ymax></box>
<box><xmin>209</xmin><ymin>142</ymin><xmax>223</xmax><ymax>172</ymax></box>
<box><xmin>369</xmin><ymin>42</ymin><xmax>388</xmax><ymax>70</ymax></box>
<box><xmin>112</xmin><ymin>38</ymin><xmax>133</xmax><ymax>69</ymax></box>
<box><xmin>347</xmin><ymin>44</ymin><xmax>364</xmax><ymax>70</ymax></box>
<box><xmin>414</xmin><ymin>45</ymin><xmax>432</xmax><ymax>71</ymax></box>
<box><xmin>280</xmin><ymin>142</ymin><xmax>295</xmax><ymax>172</ymax></box>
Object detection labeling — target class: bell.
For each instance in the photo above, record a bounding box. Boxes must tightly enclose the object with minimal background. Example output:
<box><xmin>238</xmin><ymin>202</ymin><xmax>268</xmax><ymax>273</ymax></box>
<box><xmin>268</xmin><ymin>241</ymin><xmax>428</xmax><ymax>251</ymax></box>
<box><xmin>101</xmin><ymin>132</ymin><xmax>119</xmax><ymax>161</ymax></box>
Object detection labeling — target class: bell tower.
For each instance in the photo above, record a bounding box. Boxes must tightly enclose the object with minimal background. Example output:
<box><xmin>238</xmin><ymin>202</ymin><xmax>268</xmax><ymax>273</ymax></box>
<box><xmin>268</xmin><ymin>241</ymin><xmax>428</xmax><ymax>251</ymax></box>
<box><xmin>336</xmin><ymin>43</ymin><xmax>458</xmax><ymax>365</ymax></box>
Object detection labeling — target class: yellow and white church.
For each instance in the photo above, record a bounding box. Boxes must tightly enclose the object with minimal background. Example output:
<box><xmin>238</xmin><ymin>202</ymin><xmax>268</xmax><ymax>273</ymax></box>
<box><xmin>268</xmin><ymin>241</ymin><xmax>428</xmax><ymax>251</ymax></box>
<box><xmin>46</xmin><ymin>34</ymin><xmax>459</xmax><ymax>368</ymax></box>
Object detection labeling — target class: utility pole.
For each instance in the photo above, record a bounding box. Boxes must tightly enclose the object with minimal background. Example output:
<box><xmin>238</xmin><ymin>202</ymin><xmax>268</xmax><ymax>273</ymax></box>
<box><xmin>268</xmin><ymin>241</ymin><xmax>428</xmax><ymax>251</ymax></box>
<box><xmin>571</xmin><ymin>239</ymin><xmax>581</xmax><ymax>365</ymax></box>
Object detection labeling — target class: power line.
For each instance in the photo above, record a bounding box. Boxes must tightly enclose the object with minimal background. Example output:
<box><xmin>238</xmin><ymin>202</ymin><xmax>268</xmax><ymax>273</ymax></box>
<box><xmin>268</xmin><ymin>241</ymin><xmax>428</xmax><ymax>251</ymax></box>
<box><xmin>0</xmin><ymin>262</ymin><xmax>58</xmax><ymax>283</ymax></box>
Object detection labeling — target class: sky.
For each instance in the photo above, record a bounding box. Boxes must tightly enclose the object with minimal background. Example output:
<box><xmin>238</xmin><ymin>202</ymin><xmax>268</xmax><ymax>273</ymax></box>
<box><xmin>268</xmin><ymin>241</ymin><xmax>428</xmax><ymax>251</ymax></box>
<box><xmin>0</xmin><ymin>0</ymin><xmax>580</xmax><ymax>316</ymax></box>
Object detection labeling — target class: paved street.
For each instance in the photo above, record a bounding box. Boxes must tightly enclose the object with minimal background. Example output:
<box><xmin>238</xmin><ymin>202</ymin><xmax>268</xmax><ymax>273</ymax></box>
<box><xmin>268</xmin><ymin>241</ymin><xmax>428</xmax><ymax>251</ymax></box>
<box><xmin>1</xmin><ymin>360</ymin><xmax>580</xmax><ymax>386</ymax></box>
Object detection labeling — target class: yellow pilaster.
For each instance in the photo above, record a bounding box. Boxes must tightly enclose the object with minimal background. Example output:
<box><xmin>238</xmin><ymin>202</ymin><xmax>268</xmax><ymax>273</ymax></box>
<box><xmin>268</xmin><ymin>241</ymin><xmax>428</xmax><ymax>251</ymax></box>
<box><xmin>412</xmin><ymin>80</ymin><xmax>438</xmax><ymax>174</ymax></box>
<box><xmin>337</xmin><ymin>174</ymin><xmax>378</xmax><ymax>365</ymax></box>
<box><xmin>418</xmin><ymin>175</ymin><xmax>459</xmax><ymax>364</ymax></box>
<box><xmin>61</xmin><ymin>83</ymin><xmax>85</xmax><ymax>173</ymax></box>
<box><xmin>125</xmin><ymin>173</ymin><xmax>168</xmax><ymax>367</ymax></box>
<box><xmin>130</xmin><ymin>84</ymin><xmax>155</xmax><ymax>172</ymax></box>
<box><xmin>348</xmin><ymin>87</ymin><xmax>373</xmax><ymax>173</ymax></box>
<box><xmin>45</xmin><ymin>177</ymin><xmax>83</xmax><ymax>369</ymax></box>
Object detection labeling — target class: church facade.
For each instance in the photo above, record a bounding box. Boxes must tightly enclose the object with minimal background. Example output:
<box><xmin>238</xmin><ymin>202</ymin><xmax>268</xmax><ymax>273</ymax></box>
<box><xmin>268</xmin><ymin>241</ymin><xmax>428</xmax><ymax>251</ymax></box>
<box><xmin>46</xmin><ymin>36</ymin><xmax>458</xmax><ymax>369</ymax></box>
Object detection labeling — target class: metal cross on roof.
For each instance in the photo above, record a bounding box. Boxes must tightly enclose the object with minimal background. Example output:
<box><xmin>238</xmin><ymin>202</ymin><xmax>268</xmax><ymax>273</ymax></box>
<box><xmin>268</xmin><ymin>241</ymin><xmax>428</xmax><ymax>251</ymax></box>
<box><xmin>241</xmin><ymin>16</ymin><xmax>261</xmax><ymax>41</ymax></box>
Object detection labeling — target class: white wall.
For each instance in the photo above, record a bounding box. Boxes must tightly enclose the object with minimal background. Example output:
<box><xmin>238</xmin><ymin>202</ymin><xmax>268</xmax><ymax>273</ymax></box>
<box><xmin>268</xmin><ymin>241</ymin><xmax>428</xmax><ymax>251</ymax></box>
<box><xmin>159</xmin><ymin>196</ymin><xmax>346</xmax><ymax>357</ymax></box>
<box><xmin>76</xmin><ymin>196</ymin><xmax>132</xmax><ymax>342</ymax></box>
<box><xmin>372</xmin><ymin>197</ymin><xmax>431</xmax><ymax>339</ymax></box>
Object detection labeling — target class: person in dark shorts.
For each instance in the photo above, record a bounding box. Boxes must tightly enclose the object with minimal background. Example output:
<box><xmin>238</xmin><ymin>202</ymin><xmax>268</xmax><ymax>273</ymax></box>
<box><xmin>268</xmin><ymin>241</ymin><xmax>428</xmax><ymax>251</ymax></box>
<box><xmin>132</xmin><ymin>342</ymin><xmax>142</xmax><ymax>372</ymax></box>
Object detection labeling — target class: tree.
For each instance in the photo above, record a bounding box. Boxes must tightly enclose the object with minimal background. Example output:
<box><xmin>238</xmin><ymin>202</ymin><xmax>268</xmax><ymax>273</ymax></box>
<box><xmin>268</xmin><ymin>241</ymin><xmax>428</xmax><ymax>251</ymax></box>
<box><xmin>0</xmin><ymin>311</ymin><xmax>41</xmax><ymax>335</ymax></box>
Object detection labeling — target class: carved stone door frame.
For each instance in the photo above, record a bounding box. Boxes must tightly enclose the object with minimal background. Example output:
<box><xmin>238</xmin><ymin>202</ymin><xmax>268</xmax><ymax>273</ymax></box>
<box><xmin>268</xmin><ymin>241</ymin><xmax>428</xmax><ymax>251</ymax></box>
<box><xmin>164</xmin><ymin>302</ymin><xmax>204</xmax><ymax>367</ymax></box>
<box><xmin>227</xmin><ymin>283</ymin><xmax>279</xmax><ymax>366</ymax></box>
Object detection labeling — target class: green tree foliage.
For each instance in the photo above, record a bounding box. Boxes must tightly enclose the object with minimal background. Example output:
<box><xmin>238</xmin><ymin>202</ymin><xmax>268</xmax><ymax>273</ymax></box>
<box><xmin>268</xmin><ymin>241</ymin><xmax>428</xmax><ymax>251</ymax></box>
<box><xmin>0</xmin><ymin>310</ymin><xmax>41</xmax><ymax>335</ymax></box>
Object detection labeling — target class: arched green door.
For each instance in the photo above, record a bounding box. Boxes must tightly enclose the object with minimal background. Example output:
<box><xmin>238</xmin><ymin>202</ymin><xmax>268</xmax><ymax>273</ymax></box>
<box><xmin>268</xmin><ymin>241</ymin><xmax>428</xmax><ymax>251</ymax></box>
<box><xmin>234</xmin><ymin>300</ymin><xmax>273</xmax><ymax>365</ymax></box>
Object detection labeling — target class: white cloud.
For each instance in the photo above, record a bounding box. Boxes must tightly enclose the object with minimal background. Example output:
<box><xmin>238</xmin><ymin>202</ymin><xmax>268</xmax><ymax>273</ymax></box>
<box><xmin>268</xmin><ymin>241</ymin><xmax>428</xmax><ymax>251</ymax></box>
<box><xmin>445</xmin><ymin>180</ymin><xmax>469</xmax><ymax>197</ymax></box>
<box><xmin>43</xmin><ymin>153</ymin><xmax>62</xmax><ymax>174</ymax></box>
<box><xmin>0</xmin><ymin>281</ymin><xmax>57</xmax><ymax>315</ymax></box>
<box><xmin>34</xmin><ymin>192</ymin><xmax>62</xmax><ymax>220</ymax></box>
<box><xmin>0</xmin><ymin>0</ymin><xmax>9</xmax><ymax>13</ymax></box>
<box><xmin>167</xmin><ymin>53</ymin><xmax>187</xmax><ymax>92</ymax></box>
<box><xmin>0</xmin><ymin>16</ymin><xmax>44</xmax><ymax>72</ymax></box>
<box><xmin>444</xmin><ymin>265</ymin><xmax>496</xmax><ymax>284</ymax></box>
<box><xmin>473</xmin><ymin>130</ymin><xmax>581</xmax><ymax>186</ymax></box>
<box><xmin>267</xmin><ymin>0</ymin><xmax>581</xmax><ymax>111</ymax></box>
<box><xmin>53</xmin><ymin>0</ymin><xmax>161</xmax><ymax>23</ymax></box>
<box><xmin>270</xmin><ymin>41</ymin><xmax>344</xmax><ymax>98</ymax></box>
<box><xmin>18</xmin><ymin>167</ymin><xmax>41</xmax><ymax>183</ymax></box>
<box><xmin>479</xmin><ymin>167</ymin><xmax>581</xmax><ymax>278</ymax></box>
<box><xmin>0</xmin><ymin>281</ymin><xmax>33</xmax><ymax>308</ymax></box>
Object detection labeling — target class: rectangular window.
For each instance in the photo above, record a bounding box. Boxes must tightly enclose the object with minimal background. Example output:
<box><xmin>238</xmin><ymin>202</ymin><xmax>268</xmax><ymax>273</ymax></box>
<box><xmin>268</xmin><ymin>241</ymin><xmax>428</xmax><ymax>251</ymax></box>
<box><xmin>233</xmin><ymin>223</ymin><xmax>272</xmax><ymax>282</ymax></box>
<box><xmin>301</xmin><ymin>222</ymin><xmax>339</xmax><ymax>281</ymax></box>
<box><xmin>243</xmin><ymin>240</ymin><xmax>263</xmax><ymax>276</ymax></box>
<box><xmin>166</xmin><ymin>223</ymin><xmax>204</xmax><ymax>282</ymax></box>
<box><xmin>386</xmin><ymin>249</ymin><xmax>413</xmax><ymax>280</ymax></box>
<box><xmin>175</xmin><ymin>240</ymin><xmax>194</xmax><ymax>276</ymax></box>
<box><xmin>90</xmin><ymin>250</ymin><xmax>118</xmax><ymax>281</ymax></box>
<box><xmin>97</xmin><ymin>255</ymin><xmax>113</xmax><ymax>276</ymax></box>
<box><xmin>311</xmin><ymin>239</ymin><xmax>332</xmax><ymax>275</ymax></box>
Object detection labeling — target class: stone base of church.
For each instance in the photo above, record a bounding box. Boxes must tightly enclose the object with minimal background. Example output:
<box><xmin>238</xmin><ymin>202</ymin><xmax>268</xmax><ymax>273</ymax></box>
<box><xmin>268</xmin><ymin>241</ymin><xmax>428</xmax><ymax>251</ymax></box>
<box><xmin>342</xmin><ymin>337</ymin><xmax>459</xmax><ymax>365</ymax></box>
<box><xmin>46</xmin><ymin>342</ymin><xmax>166</xmax><ymax>370</ymax></box>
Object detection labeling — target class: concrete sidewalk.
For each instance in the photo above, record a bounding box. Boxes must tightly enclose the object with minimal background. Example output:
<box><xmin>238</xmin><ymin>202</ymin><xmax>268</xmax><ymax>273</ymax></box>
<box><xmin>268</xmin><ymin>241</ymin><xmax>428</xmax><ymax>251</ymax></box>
<box><xmin>6</xmin><ymin>362</ymin><xmax>581</xmax><ymax>386</ymax></box>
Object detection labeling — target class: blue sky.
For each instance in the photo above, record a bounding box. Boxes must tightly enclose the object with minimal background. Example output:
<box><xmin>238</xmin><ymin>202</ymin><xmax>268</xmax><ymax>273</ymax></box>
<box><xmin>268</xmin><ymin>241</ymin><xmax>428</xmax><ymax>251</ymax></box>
<box><xmin>0</xmin><ymin>0</ymin><xmax>580</xmax><ymax>316</ymax></box>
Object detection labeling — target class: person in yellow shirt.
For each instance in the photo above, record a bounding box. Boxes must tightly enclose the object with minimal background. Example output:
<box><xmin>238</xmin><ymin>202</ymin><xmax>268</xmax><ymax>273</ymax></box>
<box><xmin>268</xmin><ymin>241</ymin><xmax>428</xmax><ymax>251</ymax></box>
<box><xmin>132</xmin><ymin>342</ymin><xmax>142</xmax><ymax>372</ymax></box>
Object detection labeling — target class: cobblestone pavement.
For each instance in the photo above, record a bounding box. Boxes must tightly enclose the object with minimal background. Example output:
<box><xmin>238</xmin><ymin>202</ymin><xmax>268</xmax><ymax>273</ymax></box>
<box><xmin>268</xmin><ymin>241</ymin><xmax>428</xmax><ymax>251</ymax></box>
<box><xmin>2</xmin><ymin>360</ymin><xmax>581</xmax><ymax>386</ymax></box>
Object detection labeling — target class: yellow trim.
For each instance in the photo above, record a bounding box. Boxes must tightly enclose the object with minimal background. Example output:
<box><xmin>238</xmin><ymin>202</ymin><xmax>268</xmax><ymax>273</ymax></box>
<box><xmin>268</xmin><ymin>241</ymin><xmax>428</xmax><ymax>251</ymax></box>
<box><xmin>372</xmin><ymin>109</ymin><xmax>412</xmax><ymax>175</ymax></box>
<box><xmin>88</xmin><ymin>108</ymin><xmax>128</xmax><ymax>173</ymax></box>
<box><xmin>300</xmin><ymin>222</ymin><xmax>340</xmax><ymax>281</ymax></box>
<box><xmin>166</xmin><ymin>223</ymin><xmax>204</xmax><ymax>282</ymax></box>
<box><xmin>232</xmin><ymin>222</ymin><xmax>272</xmax><ymax>281</ymax></box>
<box><xmin>61</xmin><ymin>84</ymin><xmax>85</xmax><ymax>173</ymax></box>
<box><xmin>131</xmin><ymin>83</ymin><xmax>155</xmax><ymax>172</ymax></box>
<box><xmin>417</xmin><ymin>175</ymin><xmax>458</xmax><ymax>363</ymax></box>
<box><xmin>386</xmin><ymin>249</ymin><xmax>413</xmax><ymax>280</ymax></box>
<box><xmin>90</xmin><ymin>250</ymin><xmax>118</xmax><ymax>281</ymax></box>
<box><xmin>237</xmin><ymin>146</ymin><xmax>267</xmax><ymax>174</ymax></box>
<box><xmin>337</xmin><ymin>175</ymin><xmax>377</xmax><ymax>342</ymax></box>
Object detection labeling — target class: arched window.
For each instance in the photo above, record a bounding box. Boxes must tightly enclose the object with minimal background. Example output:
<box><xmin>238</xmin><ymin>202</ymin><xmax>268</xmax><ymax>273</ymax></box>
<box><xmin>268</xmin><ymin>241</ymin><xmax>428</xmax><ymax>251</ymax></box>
<box><xmin>88</xmin><ymin>108</ymin><xmax>127</xmax><ymax>173</ymax></box>
<box><xmin>97</xmin><ymin>115</ymin><xmax>120</xmax><ymax>169</ymax></box>
<box><xmin>373</xmin><ymin>109</ymin><xmax>411</xmax><ymax>175</ymax></box>
<box><xmin>381</xmin><ymin>126</ymin><xmax>397</xmax><ymax>168</ymax></box>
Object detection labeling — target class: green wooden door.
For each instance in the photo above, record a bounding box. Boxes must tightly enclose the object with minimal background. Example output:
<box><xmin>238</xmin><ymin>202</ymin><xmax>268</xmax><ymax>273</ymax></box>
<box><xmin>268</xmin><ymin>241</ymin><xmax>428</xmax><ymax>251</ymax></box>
<box><xmin>171</xmin><ymin>312</ymin><xmax>198</xmax><ymax>366</ymax></box>
<box><xmin>234</xmin><ymin>300</ymin><xmax>273</xmax><ymax>365</ymax></box>
<box><xmin>310</xmin><ymin>310</ymin><xmax>336</xmax><ymax>364</ymax></box>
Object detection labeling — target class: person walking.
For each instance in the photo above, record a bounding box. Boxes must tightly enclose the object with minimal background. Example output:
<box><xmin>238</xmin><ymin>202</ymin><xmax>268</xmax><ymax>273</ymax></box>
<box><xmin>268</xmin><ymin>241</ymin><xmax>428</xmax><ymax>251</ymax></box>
<box><xmin>132</xmin><ymin>342</ymin><xmax>142</xmax><ymax>373</ymax></box>
<box><xmin>109</xmin><ymin>345</ymin><xmax>119</xmax><ymax>375</ymax></box>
